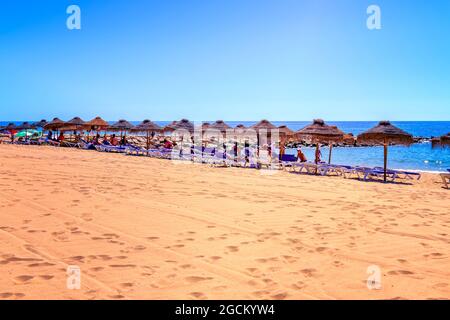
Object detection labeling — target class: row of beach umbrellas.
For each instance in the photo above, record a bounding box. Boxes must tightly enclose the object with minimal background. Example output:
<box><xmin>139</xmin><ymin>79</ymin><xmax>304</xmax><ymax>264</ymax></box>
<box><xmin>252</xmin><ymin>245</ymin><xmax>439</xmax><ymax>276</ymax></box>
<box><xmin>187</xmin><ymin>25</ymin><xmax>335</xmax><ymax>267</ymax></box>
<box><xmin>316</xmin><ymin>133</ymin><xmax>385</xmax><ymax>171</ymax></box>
<box><xmin>1</xmin><ymin>117</ymin><xmax>419</xmax><ymax>182</ymax></box>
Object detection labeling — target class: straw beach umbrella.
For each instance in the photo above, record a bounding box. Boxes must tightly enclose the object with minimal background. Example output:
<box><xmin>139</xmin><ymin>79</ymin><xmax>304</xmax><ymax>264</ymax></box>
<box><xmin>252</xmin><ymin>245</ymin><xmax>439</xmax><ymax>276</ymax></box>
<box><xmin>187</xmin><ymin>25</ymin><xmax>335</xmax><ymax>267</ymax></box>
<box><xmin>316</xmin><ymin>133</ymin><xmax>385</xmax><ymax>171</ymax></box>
<box><xmin>201</xmin><ymin>122</ymin><xmax>211</xmax><ymax>131</ymax></box>
<box><xmin>33</xmin><ymin>119</ymin><xmax>48</xmax><ymax>128</ymax></box>
<box><xmin>205</xmin><ymin>120</ymin><xmax>232</xmax><ymax>141</ymax></box>
<box><xmin>357</xmin><ymin>121</ymin><xmax>413</xmax><ymax>182</ymax></box>
<box><xmin>251</xmin><ymin>119</ymin><xmax>278</xmax><ymax>148</ymax></box>
<box><xmin>85</xmin><ymin>116</ymin><xmax>109</xmax><ymax>131</ymax></box>
<box><xmin>278</xmin><ymin>125</ymin><xmax>295</xmax><ymax>142</ymax></box>
<box><xmin>210</xmin><ymin>120</ymin><xmax>231</xmax><ymax>133</ymax></box>
<box><xmin>295</xmin><ymin>119</ymin><xmax>345</xmax><ymax>164</ymax></box>
<box><xmin>251</xmin><ymin>119</ymin><xmax>277</xmax><ymax>133</ymax></box>
<box><xmin>166</xmin><ymin>119</ymin><xmax>195</xmax><ymax>133</ymax></box>
<box><xmin>278</xmin><ymin>125</ymin><xmax>294</xmax><ymax>137</ymax></box>
<box><xmin>66</xmin><ymin>117</ymin><xmax>85</xmax><ymax>126</ymax></box>
<box><xmin>110</xmin><ymin>119</ymin><xmax>135</xmax><ymax>138</ymax></box>
<box><xmin>16</xmin><ymin>122</ymin><xmax>36</xmax><ymax>130</ymax></box>
<box><xmin>44</xmin><ymin>118</ymin><xmax>65</xmax><ymax>131</ymax></box>
<box><xmin>131</xmin><ymin>119</ymin><xmax>162</xmax><ymax>149</ymax></box>
<box><xmin>231</xmin><ymin>124</ymin><xmax>249</xmax><ymax>141</ymax></box>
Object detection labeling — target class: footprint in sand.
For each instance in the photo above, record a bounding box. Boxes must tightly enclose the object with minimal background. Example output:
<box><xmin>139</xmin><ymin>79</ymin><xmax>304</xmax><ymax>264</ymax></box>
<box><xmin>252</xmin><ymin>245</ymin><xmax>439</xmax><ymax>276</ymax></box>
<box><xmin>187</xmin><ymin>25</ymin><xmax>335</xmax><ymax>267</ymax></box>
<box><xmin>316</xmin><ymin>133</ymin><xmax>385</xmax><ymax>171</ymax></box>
<box><xmin>185</xmin><ymin>276</ymin><xmax>213</xmax><ymax>283</ymax></box>
<box><xmin>0</xmin><ymin>292</ymin><xmax>25</xmax><ymax>299</ymax></box>
<box><xmin>109</xmin><ymin>264</ymin><xmax>137</xmax><ymax>268</ymax></box>
<box><xmin>291</xmin><ymin>281</ymin><xmax>306</xmax><ymax>290</ymax></box>
<box><xmin>28</xmin><ymin>262</ymin><xmax>55</xmax><ymax>268</ymax></box>
<box><xmin>271</xmin><ymin>292</ymin><xmax>288</xmax><ymax>300</ymax></box>
<box><xmin>388</xmin><ymin>270</ymin><xmax>414</xmax><ymax>275</ymax></box>
<box><xmin>300</xmin><ymin>268</ymin><xmax>317</xmax><ymax>277</ymax></box>
<box><xmin>90</xmin><ymin>267</ymin><xmax>104</xmax><ymax>272</ymax></box>
<box><xmin>210</xmin><ymin>256</ymin><xmax>222</xmax><ymax>261</ymax></box>
<box><xmin>190</xmin><ymin>292</ymin><xmax>207</xmax><ymax>299</ymax></box>
<box><xmin>15</xmin><ymin>275</ymin><xmax>34</xmax><ymax>283</ymax></box>
<box><xmin>39</xmin><ymin>275</ymin><xmax>54</xmax><ymax>280</ymax></box>
<box><xmin>69</xmin><ymin>256</ymin><xmax>85</xmax><ymax>263</ymax></box>
<box><xmin>333</xmin><ymin>260</ymin><xmax>344</xmax><ymax>267</ymax></box>
<box><xmin>282</xmin><ymin>255</ymin><xmax>298</xmax><ymax>263</ymax></box>
<box><xmin>120</xmin><ymin>283</ymin><xmax>134</xmax><ymax>288</ymax></box>
<box><xmin>225</xmin><ymin>246</ymin><xmax>239</xmax><ymax>253</ymax></box>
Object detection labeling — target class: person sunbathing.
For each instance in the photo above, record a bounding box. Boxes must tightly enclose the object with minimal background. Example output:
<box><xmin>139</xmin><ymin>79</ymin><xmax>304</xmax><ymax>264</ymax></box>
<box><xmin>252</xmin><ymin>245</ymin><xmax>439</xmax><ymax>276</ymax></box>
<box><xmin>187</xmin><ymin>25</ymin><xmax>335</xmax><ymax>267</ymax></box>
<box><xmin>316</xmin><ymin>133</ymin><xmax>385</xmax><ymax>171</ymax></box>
<box><xmin>164</xmin><ymin>139</ymin><xmax>173</xmax><ymax>149</ymax></box>
<box><xmin>110</xmin><ymin>134</ymin><xmax>118</xmax><ymax>146</ymax></box>
<box><xmin>297</xmin><ymin>146</ymin><xmax>307</xmax><ymax>162</ymax></box>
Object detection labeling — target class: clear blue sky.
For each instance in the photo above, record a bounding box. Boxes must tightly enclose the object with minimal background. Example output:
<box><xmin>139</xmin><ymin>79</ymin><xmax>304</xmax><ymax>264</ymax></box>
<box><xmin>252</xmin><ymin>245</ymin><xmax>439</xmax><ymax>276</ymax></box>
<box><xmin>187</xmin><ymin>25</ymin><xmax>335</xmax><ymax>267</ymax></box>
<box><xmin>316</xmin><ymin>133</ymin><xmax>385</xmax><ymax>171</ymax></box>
<box><xmin>1</xmin><ymin>0</ymin><xmax>449</xmax><ymax>121</ymax></box>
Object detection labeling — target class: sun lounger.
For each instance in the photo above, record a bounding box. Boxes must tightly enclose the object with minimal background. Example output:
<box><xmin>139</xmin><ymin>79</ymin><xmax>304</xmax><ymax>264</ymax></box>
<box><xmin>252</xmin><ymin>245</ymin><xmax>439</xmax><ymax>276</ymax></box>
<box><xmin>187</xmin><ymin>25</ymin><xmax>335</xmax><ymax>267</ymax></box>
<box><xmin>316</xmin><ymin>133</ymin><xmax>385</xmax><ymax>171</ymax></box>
<box><xmin>280</xmin><ymin>154</ymin><xmax>297</xmax><ymax>170</ymax></box>
<box><xmin>373</xmin><ymin>167</ymin><xmax>421</xmax><ymax>180</ymax></box>
<box><xmin>331</xmin><ymin>165</ymin><xmax>358</xmax><ymax>178</ymax></box>
<box><xmin>292</xmin><ymin>161</ymin><xmax>321</xmax><ymax>174</ymax></box>
<box><xmin>257</xmin><ymin>150</ymin><xmax>272</xmax><ymax>169</ymax></box>
<box><xmin>60</xmin><ymin>141</ymin><xmax>82</xmax><ymax>148</ymax></box>
<box><xmin>441</xmin><ymin>173</ymin><xmax>450</xmax><ymax>189</ymax></box>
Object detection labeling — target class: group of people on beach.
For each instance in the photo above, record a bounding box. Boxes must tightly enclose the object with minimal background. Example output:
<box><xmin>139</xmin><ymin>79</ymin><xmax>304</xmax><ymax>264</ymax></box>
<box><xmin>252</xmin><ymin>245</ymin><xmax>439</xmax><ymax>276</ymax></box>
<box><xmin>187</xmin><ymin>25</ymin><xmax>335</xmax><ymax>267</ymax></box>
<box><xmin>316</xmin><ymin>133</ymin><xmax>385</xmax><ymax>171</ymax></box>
<box><xmin>45</xmin><ymin>130</ymin><xmax>128</xmax><ymax>147</ymax></box>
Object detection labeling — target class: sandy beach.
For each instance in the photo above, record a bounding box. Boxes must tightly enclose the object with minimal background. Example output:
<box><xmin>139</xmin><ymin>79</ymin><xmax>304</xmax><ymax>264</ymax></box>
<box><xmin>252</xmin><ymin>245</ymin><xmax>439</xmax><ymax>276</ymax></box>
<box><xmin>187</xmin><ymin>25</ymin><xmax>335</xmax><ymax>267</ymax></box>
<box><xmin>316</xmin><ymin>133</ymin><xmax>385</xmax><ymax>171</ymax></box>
<box><xmin>0</xmin><ymin>144</ymin><xmax>448</xmax><ymax>300</ymax></box>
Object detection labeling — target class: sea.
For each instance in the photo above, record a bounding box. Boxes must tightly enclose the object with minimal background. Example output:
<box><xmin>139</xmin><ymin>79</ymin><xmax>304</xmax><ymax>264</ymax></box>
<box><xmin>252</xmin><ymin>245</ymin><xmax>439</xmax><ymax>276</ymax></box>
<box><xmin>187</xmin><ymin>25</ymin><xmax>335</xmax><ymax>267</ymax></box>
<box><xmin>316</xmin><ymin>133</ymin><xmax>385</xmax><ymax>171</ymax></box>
<box><xmin>2</xmin><ymin>121</ymin><xmax>449</xmax><ymax>173</ymax></box>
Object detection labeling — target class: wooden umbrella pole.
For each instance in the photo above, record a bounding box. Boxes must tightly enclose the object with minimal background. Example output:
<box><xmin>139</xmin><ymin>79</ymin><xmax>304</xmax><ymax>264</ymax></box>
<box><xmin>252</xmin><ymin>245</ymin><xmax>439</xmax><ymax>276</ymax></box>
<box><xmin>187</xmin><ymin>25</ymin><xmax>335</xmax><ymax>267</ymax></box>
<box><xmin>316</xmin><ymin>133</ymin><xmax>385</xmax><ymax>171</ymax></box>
<box><xmin>384</xmin><ymin>137</ymin><xmax>388</xmax><ymax>183</ymax></box>
<box><xmin>328</xmin><ymin>143</ymin><xmax>333</xmax><ymax>164</ymax></box>
<box><xmin>146</xmin><ymin>131</ymin><xmax>150</xmax><ymax>150</ymax></box>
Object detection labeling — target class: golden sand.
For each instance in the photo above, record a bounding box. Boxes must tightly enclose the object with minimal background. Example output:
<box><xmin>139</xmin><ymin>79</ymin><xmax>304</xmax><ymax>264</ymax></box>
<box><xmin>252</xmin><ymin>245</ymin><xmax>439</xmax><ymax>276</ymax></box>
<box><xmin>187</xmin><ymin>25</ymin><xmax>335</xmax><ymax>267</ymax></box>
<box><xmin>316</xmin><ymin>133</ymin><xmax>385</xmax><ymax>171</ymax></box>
<box><xmin>0</xmin><ymin>144</ymin><xmax>449</xmax><ymax>300</ymax></box>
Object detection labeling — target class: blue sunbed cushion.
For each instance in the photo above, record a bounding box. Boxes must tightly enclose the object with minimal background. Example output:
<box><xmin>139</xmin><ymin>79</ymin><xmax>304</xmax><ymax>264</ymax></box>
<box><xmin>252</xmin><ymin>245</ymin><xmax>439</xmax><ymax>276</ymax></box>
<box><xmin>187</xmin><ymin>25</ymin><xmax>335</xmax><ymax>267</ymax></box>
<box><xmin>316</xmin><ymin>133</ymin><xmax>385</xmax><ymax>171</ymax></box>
<box><xmin>281</xmin><ymin>154</ymin><xmax>297</xmax><ymax>162</ymax></box>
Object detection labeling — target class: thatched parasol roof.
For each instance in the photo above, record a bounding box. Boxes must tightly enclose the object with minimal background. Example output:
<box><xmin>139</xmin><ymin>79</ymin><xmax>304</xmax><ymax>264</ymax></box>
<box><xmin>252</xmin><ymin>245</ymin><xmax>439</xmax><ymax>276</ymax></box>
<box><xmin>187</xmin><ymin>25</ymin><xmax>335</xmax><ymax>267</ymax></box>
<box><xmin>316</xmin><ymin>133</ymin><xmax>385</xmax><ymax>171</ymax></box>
<box><xmin>163</xmin><ymin>121</ymin><xmax>178</xmax><ymax>132</ymax></box>
<box><xmin>343</xmin><ymin>133</ymin><xmax>356</xmax><ymax>145</ymax></box>
<box><xmin>295</xmin><ymin>119</ymin><xmax>345</xmax><ymax>143</ymax></box>
<box><xmin>357</xmin><ymin>121</ymin><xmax>413</xmax><ymax>145</ymax></box>
<box><xmin>58</xmin><ymin>117</ymin><xmax>85</xmax><ymax>132</ymax></box>
<box><xmin>33</xmin><ymin>119</ymin><xmax>48</xmax><ymax>128</ymax></box>
<box><xmin>16</xmin><ymin>122</ymin><xmax>36</xmax><ymax>130</ymax></box>
<box><xmin>251</xmin><ymin>119</ymin><xmax>277</xmax><ymax>132</ymax></box>
<box><xmin>44</xmin><ymin>118</ymin><xmax>65</xmax><ymax>130</ymax></box>
<box><xmin>66</xmin><ymin>117</ymin><xmax>85</xmax><ymax>127</ymax></box>
<box><xmin>278</xmin><ymin>125</ymin><xmax>294</xmax><ymax>137</ymax></box>
<box><xmin>200</xmin><ymin>122</ymin><xmax>211</xmax><ymax>131</ymax></box>
<box><xmin>231</xmin><ymin>124</ymin><xmax>248</xmax><ymax>137</ymax></box>
<box><xmin>109</xmin><ymin>119</ymin><xmax>135</xmax><ymax>131</ymax></box>
<box><xmin>131</xmin><ymin>119</ymin><xmax>162</xmax><ymax>133</ymax></box>
<box><xmin>85</xmin><ymin>116</ymin><xmax>109</xmax><ymax>130</ymax></box>
<box><xmin>209</xmin><ymin>120</ymin><xmax>231</xmax><ymax>133</ymax></box>
<box><xmin>166</xmin><ymin>119</ymin><xmax>195</xmax><ymax>133</ymax></box>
